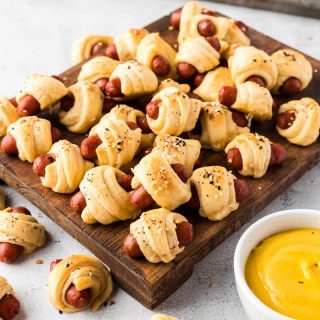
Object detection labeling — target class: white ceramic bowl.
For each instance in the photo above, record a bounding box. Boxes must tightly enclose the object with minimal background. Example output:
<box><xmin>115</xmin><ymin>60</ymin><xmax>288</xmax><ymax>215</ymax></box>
<box><xmin>234</xmin><ymin>209</ymin><xmax>320</xmax><ymax>320</ymax></box>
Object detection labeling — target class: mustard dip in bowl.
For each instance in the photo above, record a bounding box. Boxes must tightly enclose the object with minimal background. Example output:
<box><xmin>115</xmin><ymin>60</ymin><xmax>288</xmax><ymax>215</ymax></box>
<box><xmin>234</xmin><ymin>209</ymin><xmax>320</xmax><ymax>320</ymax></box>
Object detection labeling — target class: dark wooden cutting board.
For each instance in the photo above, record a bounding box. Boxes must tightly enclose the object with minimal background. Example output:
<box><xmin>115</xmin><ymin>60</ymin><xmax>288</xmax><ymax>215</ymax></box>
<box><xmin>209</xmin><ymin>0</ymin><xmax>320</xmax><ymax>19</ymax></box>
<box><xmin>0</xmin><ymin>9</ymin><xmax>320</xmax><ymax>309</ymax></box>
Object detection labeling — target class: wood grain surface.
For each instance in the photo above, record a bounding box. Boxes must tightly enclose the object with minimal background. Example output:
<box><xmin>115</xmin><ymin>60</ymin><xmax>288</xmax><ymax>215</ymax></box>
<box><xmin>0</xmin><ymin>10</ymin><xmax>320</xmax><ymax>308</ymax></box>
<box><xmin>209</xmin><ymin>0</ymin><xmax>320</xmax><ymax>19</ymax></box>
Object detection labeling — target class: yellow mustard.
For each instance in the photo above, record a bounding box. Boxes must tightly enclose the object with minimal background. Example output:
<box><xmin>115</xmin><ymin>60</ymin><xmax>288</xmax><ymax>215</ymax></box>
<box><xmin>245</xmin><ymin>228</ymin><xmax>320</xmax><ymax>320</ymax></box>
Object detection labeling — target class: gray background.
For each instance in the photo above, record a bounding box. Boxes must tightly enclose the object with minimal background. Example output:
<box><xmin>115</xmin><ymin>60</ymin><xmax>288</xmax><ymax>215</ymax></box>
<box><xmin>0</xmin><ymin>1</ymin><xmax>319</xmax><ymax>319</ymax></box>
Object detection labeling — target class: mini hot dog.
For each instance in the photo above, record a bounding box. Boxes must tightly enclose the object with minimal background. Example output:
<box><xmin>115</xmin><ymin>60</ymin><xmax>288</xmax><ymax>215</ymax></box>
<box><xmin>1</xmin><ymin>121</ymin><xmax>61</xmax><ymax>158</ymax></box>
<box><xmin>225</xmin><ymin>133</ymin><xmax>287</xmax><ymax>178</ymax></box>
<box><xmin>0</xmin><ymin>277</ymin><xmax>20</xmax><ymax>320</ymax></box>
<box><xmin>80</xmin><ymin>119</ymin><xmax>148</xmax><ymax>161</ymax></box>
<box><xmin>176</xmin><ymin>37</ymin><xmax>221</xmax><ymax>80</ymax></box>
<box><xmin>226</xmin><ymin>143</ymin><xmax>287</xmax><ymax>169</ymax></box>
<box><xmin>49</xmin><ymin>259</ymin><xmax>92</xmax><ymax>309</ymax></box>
<box><xmin>130</xmin><ymin>163</ymin><xmax>189</xmax><ymax>210</ymax></box>
<box><xmin>123</xmin><ymin>221</ymin><xmax>193</xmax><ymax>258</ymax></box>
<box><xmin>70</xmin><ymin>173</ymin><xmax>134</xmax><ymax>213</ymax></box>
<box><xmin>0</xmin><ymin>207</ymin><xmax>31</xmax><ymax>264</ymax></box>
<box><xmin>123</xmin><ymin>208</ymin><xmax>193</xmax><ymax>263</ymax></box>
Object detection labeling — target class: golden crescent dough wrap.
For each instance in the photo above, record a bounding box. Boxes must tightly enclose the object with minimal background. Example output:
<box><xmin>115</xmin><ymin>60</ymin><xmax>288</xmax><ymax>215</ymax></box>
<box><xmin>190</xmin><ymin>166</ymin><xmax>239</xmax><ymax>221</ymax></box>
<box><xmin>103</xmin><ymin>104</ymin><xmax>155</xmax><ymax>148</ymax></box>
<box><xmin>231</xmin><ymin>82</ymin><xmax>273</xmax><ymax>121</ymax></box>
<box><xmin>71</xmin><ymin>35</ymin><xmax>113</xmax><ymax>64</ymax></box>
<box><xmin>153</xmin><ymin>134</ymin><xmax>201</xmax><ymax>176</ymax></box>
<box><xmin>176</xmin><ymin>36</ymin><xmax>220</xmax><ymax>74</ymax></box>
<box><xmin>48</xmin><ymin>254</ymin><xmax>113</xmax><ymax>312</ymax></box>
<box><xmin>150</xmin><ymin>314</ymin><xmax>179</xmax><ymax>320</ymax></box>
<box><xmin>155</xmin><ymin>79</ymin><xmax>190</xmax><ymax>95</ymax></box>
<box><xmin>89</xmin><ymin>117</ymin><xmax>141</xmax><ymax>168</ymax></box>
<box><xmin>178</xmin><ymin>0</ymin><xmax>204</xmax><ymax>45</ymax></box>
<box><xmin>147</xmin><ymin>87</ymin><xmax>202</xmax><ymax>136</ymax></box>
<box><xmin>130</xmin><ymin>208</ymin><xmax>188</xmax><ymax>263</ymax></box>
<box><xmin>41</xmin><ymin>140</ymin><xmax>94</xmax><ymax>193</ymax></box>
<box><xmin>7</xmin><ymin>116</ymin><xmax>54</xmax><ymax>163</ymax></box>
<box><xmin>137</xmin><ymin>32</ymin><xmax>177</xmax><ymax>79</ymax></box>
<box><xmin>59</xmin><ymin>81</ymin><xmax>103</xmax><ymax>133</ymax></box>
<box><xmin>77</xmin><ymin>56</ymin><xmax>120</xmax><ymax>83</ymax></box>
<box><xmin>178</xmin><ymin>1</ymin><xmax>250</xmax><ymax>47</ymax></box>
<box><xmin>189</xmin><ymin>102</ymin><xmax>249</xmax><ymax>151</ymax></box>
<box><xmin>193</xmin><ymin>67</ymin><xmax>233</xmax><ymax>102</ymax></box>
<box><xmin>225</xmin><ymin>132</ymin><xmax>272</xmax><ymax>178</ymax></box>
<box><xmin>109</xmin><ymin>60</ymin><xmax>158</xmax><ymax>99</ymax></box>
<box><xmin>0</xmin><ymin>208</ymin><xmax>46</xmax><ymax>254</ymax></box>
<box><xmin>228</xmin><ymin>46</ymin><xmax>278</xmax><ymax>90</ymax></box>
<box><xmin>79</xmin><ymin>166</ymin><xmax>140</xmax><ymax>225</ymax></box>
<box><xmin>114</xmin><ymin>28</ymin><xmax>149</xmax><ymax>61</ymax></box>
<box><xmin>16</xmin><ymin>74</ymin><xmax>68</xmax><ymax>111</ymax></box>
<box><xmin>0</xmin><ymin>276</ymin><xmax>15</xmax><ymax>301</ymax></box>
<box><xmin>0</xmin><ymin>97</ymin><xmax>19</xmax><ymax>137</ymax></box>
<box><xmin>131</xmin><ymin>151</ymin><xmax>192</xmax><ymax>210</ymax></box>
<box><xmin>277</xmin><ymin>98</ymin><xmax>320</xmax><ymax>146</ymax></box>
<box><xmin>271</xmin><ymin>49</ymin><xmax>313</xmax><ymax>94</ymax></box>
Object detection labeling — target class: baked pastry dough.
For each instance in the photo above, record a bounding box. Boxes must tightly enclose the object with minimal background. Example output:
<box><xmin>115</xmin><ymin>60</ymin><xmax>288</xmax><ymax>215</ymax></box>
<box><xmin>71</xmin><ymin>34</ymin><xmax>113</xmax><ymax>64</ymax></box>
<box><xmin>190</xmin><ymin>102</ymin><xmax>249</xmax><ymax>151</ymax></box>
<box><xmin>16</xmin><ymin>74</ymin><xmax>68</xmax><ymax>111</ymax></box>
<box><xmin>0</xmin><ymin>186</ymin><xmax>5</xmax><ymax>210</ymax></box>
<box><xmin>153</xmin><ymin>134</ymin><xmax>201</xmax><ymax>176</ymax></box>
<box><xmin>155</xmin><ymin>79</ymin><xmax>190</xmax><ymax>95</ymax></box>
<box><xmin>277</xmin><ymin>98</ymin><xmax>320</xmax><ymax>146</ymax></box>
<box><xmin>231</xmin><ymin>82</ymin><xmax>273</xmax><ymax>121</ymax></box>
<box><xmin>178</xmin><ymin>1</ymin><xmax>250</xmax><ymax>47</ymax></box>
<box><xmin>147</xmin><ymin>87</ymin><xmax>202</xmax><ymax>136</ymax></box>
<box><xmin>77</xmin><ymin>56</ymin><xmax>120</xmax><ymax>83</ymax></box>
<box><xmin>109</xmin><ymin>60</ymin><xmax>158</xmax><ymax>98</ymax></box>
<box><xmin>79</xmin><ymin>166</ymin><xmax>140</xmax><ymax>225</ymax></box>
<box><xmin>41</xmin><ymin>140</ymin><xmax>93</xmax><ymax>193</ymax></box>
<box><xmin>178</xmin><ymin>0</ymin><xmax>205</xmax><ymax>45</ymax></box>
<box><xmin>0</xmin><ymin>208</ymin><xmax>46</xmax><ymax>254</ymax></box>
<box><xmin>48</xmin><ymin>254</ymin><xmax>113</xmax><ymax>312</ymax></box>
<box><xmin>193</xmin><ymin>67</ymin><xmax>233</xmax><ymax>102</ymax></box>
<box><xmin>130</xmin><ymin>208</ymin><xmax>188</xmax><ymax>263</ymax></box>
<box><xmin>114</xmin><ymin>28</ymin><xmax>149</xmax><ymax>61</ymax></box>
<box><xmin>190</xmin><ymin>166</ymin><xmax>238</xmax><ymax>221</ymax></box>
<box><xmin>176</xmin><ymin>36</ymin><xmax>220</xmax><ymax>74</ymax></box>
<box><xmin>131</xmin><ymin>151</ymin><xmax>191</xmax><ymax>210</ymax></box>
<box><xmin>103</xmin><ymin>104</ymin><xmax>155</xmax><ymax>148</ymax></box>
<box><xmin>0</xmin><ymin>97</ymin><xmax>19</xmax><ymax>137</ymax></box>
<box><xmin>150</xmin><ymin>314</ymin><xmax>178</xmax><ymax>320</ymax></box>
<box><xmin>137</xmin><ymin>32</ymin><xmax>177</xmax><ymax>78</ymax></box>
<box><xmin>0</xmin><ymin>276</ymin><xmax>15</xmax><ymax>300</ymax></box>
<box><xmin>212</xmin><ymin>17</ymin><xmax>250</xmax><ymax>48</ymax></box>
<box><xmin>59</xmin><ymin>81</ymin><xmax>103</xmax><ymax>133</ymax></box>
<box><xmin>225</xmin><ymin>132</ymin><xmax>271</xmax><ymax>178</ymax></box>
<box><xmin>89</xmin><ymin>117</ymin><xmax>141</xmax><ymax>168</ymax></box>
<box><xmin>228</xmin><ymin>46</ymin><xmax>278</xmax><ymax>90</ymax></box>
<box><xmin>271</xmin><ymin>48</ymin><xmax>313</xmax><ymax>94</ymax></box>
<box><xmin>7</xmin><ymin>116</ymin><xmax>54</xmax><ymax>163</ymax></box>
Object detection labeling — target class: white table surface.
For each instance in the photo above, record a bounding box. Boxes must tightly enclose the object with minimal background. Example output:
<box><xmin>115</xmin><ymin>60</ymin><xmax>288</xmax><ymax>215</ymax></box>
<box><xmin>0</xmin><ymin>1</ymin><xmax>319</xmax><ymax>319</ymax></box>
